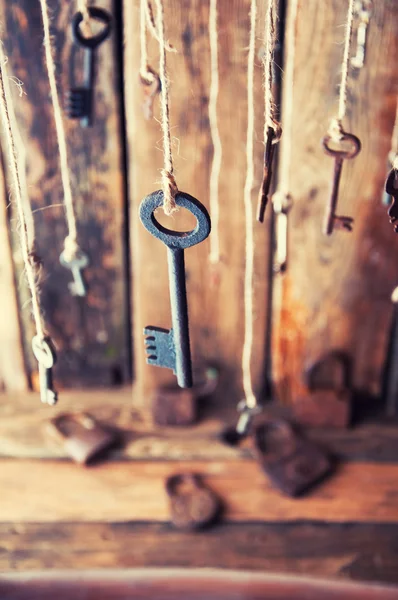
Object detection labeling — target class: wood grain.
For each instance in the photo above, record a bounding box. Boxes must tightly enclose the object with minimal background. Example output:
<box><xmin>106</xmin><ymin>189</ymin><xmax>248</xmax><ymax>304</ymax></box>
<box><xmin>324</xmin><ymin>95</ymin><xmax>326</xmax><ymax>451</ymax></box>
<box><xmin>0</xmin><ymin>158</ymin><xmax>27</xmax><ymax>391</ymax></box>
<box><xmin>2</xmin><ymin>522</ymin><xmax>398</xmax><ymax>584</ymax></box>
<box><xmin>2</xmin><ymin>389</ymin><xmax>398</xmax><ymax>461</ymax></box>
<box><xmin>0</xmin><ymin>1</ymin><xmax>130</xmax><ymax>387</ymax></box>
<box><xmin>124</xmin><ymin>0</ymin><xmax>273</xmax><ymax>405</ymax></box>
<box><xmin>272</xmin><ymin>1</ymin><xmax>398</xmax><ymax>414</ymax></box>
<box><xmin>2</xmin><ymin>458</ymin><xmax>398</xmax><ymax>523</ymax></box>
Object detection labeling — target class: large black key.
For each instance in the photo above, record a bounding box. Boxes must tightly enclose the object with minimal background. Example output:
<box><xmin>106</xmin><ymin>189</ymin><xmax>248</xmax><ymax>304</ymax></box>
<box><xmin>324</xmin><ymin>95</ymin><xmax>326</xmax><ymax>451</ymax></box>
<box><xmin>139</xmin><ymin>191</ymin><xmax>211</xmax><ymax>388</ymax></box>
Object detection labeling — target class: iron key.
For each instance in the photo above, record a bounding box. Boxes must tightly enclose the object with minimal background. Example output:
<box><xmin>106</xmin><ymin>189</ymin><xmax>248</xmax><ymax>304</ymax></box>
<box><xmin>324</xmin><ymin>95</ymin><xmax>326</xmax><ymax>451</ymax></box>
<box><xmin>60</xmin><ymin>249</ymin><xmax>89</xmax><ymax>297</ymax></box>
<box><xmin>139</xmin><ymin>191</ymin><xmax>211</xmax><ymax>388</ymax></box>
<box><xmin>386</xmin><ymin>168</ymin><xmax>398</xmax><ymax>232</ymax></box>
<box><xmin>32</xmin><ymin>336</ymin><xmax>58</xmax><ymax>406</ymax></box>
<box><xmin>322</xmin><ymin>132</ymin><xmax>361</xmax><ymax>235</ymax></box>
<box><xmin>66</xmin><ymin>7</ymin><xmax>112</xmax><ymax>127</ymax></box>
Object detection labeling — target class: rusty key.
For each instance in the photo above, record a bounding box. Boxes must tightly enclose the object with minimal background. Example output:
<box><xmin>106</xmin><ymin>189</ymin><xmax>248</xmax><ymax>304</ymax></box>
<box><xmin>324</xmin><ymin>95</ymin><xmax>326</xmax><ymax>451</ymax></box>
<box><xmin>386</xmin><ymin>168</ymin><xmax>398</xmax><ymax>232</ymax></box>
<box><xmin>257</xmin><ymin>127</ymin><xmax>278</xmax><ymax>223</ymax></box>
<box><xmin>322</xmin><ymin>132</ymin><xmax>361</xmax><ymax>235</ymax></box>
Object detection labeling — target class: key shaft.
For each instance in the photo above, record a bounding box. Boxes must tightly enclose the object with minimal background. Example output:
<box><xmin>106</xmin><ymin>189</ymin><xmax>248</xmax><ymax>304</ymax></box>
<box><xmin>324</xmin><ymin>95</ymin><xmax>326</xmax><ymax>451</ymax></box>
<box><xmin>168</xmin><ymin>247</ymin><xmax>192</xmax><ymax>388</ymax></box>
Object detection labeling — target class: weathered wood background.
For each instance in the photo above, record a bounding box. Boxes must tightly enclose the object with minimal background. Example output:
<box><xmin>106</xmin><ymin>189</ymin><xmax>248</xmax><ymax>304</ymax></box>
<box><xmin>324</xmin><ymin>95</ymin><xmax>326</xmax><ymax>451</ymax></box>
<box><xmin>272</xmin><ymin>0</ymin><xmax>398</xmax><ymax>416</ymax></box>
<box><xmin>1</xmin><ymin>0</ymin><xmax>398</xmax><ymax>586</ymax></box>
<box><xmin>0</xmin><ymin>0</ymin><xmax>129</xmax><ymax>389</ymax></box>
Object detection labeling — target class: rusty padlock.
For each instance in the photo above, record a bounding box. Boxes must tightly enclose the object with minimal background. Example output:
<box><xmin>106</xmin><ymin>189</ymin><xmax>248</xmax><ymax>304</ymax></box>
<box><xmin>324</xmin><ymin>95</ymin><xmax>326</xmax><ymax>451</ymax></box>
<box><xmin>151</xmin><ymin>366</ymin><xmax>219</xmax><ymax>426</ymax></box>
<box><xmin>46</xmin><ymin>413</ymin><xmax>119</xmax><ymax>465</ymax></box>
<box><xmin>253</xmin><ymin>420</ymin><xmax>332</xmax><ymax>497</ymax></box>
<box><xmin>166</xmin><ymin>473</ymin><xmax>221</xmax><ymax>530</ymax></box>
<box><xmin>294</xmin><ymin>352</ymin><xmax>352</xmax><ymax>428</ymax></box>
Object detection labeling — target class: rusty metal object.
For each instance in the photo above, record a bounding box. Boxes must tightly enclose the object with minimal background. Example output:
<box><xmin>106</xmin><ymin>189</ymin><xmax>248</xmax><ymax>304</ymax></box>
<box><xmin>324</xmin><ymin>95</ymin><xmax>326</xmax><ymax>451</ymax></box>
<box><xmin>46</xmin><ymin>413</ymin><xmax>119</xmax><ymax>465</ymax></box>
<box><xmin>256</xmin><ymin>127</ymin><xmax>278</xmax><ymax>223</ymax></box>
<box><xmin>166</xmin><ymin>473</ymin><xmax>221</xmax><ymax>530</ymax></box>
<box><xmin>386</xmin><ymin>169</ymin><xmax>398</xmax><ymax>232</ymax></box>
<box><xmin>322</xmin><ymin>132</ymin><xmax>361</xmax><ymax>235</ymax></box>
<box><xmin>294</xmin><ymin>352</ymin><xmax>351</xmax><ymax>428</ymax></box>
<box><xmin>139</xmin><ymin>67</ymin><xmax>161</xmax><ymax>119</ymax></box>
<box><xmin>253</xmin><ymin>420</ymin><xmax>332</xmax><ymax>497</ymax></box>
<box><xmin>151</xmin><ymin>366</ymin><xmax>219</xmax><ymax>426</ymax></box>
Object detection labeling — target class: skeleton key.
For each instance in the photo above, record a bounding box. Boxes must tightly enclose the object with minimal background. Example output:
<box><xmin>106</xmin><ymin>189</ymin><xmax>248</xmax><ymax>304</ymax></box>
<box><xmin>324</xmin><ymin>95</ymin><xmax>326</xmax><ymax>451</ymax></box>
<box><xmin>257</xmin><ymin>127</ymin><xmax>277</xmax><ymax>223</ymax></box>
<box><xmin>386</xmin><ymin>169</ymin><xmax>398</xmax><ymax>232</ymax></box>
<box><xmin>60</xmin><ymin>249</ymin><xmax>89</xmax><ymax>297</ymax></box>
<box><xmin>32</xmin><ymin>336</ymin><xmax>58</xmax><ymax>406</ymax></box>
<box><xmin>66</xmin><ymin>7</ymin><xmax>112</xmax><ymax>127</ymax></box>
<box><xmin>139</xmin><ymin>190</ymin><xmax>211</xmax><ymax>388</ymax></box>
<box><xmin>322</xmin><ymin>132</ymin><xmax>361</xmax><ymax>235</ymax></box>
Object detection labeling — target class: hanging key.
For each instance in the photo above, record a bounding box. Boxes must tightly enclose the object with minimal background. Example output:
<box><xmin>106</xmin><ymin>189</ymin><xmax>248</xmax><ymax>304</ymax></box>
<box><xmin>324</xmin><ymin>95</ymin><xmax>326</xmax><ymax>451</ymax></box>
<box><xmin>322</xmin><ymin>131</ymin><xmax>361</xmax><ymax>235</ymax></box>
<box><xmin>386</xmin><ymin>169</ymin><xmax>398</xmax><ymax>232</ymax></box>
<box><xmin>32</xmin><ymin>335</ymin><xmax>58</xmax><ymax>406</ymax></box>
<box><xmin>257</xmin><ymin>127</ymin><xmax>277</xmax><ymax>223</ymax></box>
<box><xmin>66</xmin><ymin>7</ymin><xmax>112</xmax><ymax>127</ymax></box>
<box><xmin>139</xmin><ymin>190</ymin><xmax>211</xmax><ymax>388</ymax></box>
<box><xmin>60</xmin><ymin>249</ymin><xmax>89</xmax><ymax>297</ymax></box>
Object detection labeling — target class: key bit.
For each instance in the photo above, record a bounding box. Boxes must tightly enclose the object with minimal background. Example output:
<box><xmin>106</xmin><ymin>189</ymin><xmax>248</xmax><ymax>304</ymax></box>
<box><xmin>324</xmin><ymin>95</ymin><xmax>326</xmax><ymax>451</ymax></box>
<box><xmin>66</xmin><ymin>7</ymin><xmax>112</xmax><ymax>127</ymax></box>
<box><xmin>32</xmin><ymin>335</ymin><xmax>58</xmax><ymax>406</ymax></box>
<box><xmin>139</xmin><ymin>190</ymin><xmax>211</xmax><ymax>388</ymax></box>
<box><xmin>386</xmin><ymin>169</ymin><xmax>398</xmax><ymax>232</ymax></box>
<box><xmin>322</xmin><ymin>131</ymin><xmax>361</xmax><ymax>235</ymax></box>
<box><xmin>60</xmin><ymin>249</ymin><xmax>89</xmax><ymax>297</ymax></box>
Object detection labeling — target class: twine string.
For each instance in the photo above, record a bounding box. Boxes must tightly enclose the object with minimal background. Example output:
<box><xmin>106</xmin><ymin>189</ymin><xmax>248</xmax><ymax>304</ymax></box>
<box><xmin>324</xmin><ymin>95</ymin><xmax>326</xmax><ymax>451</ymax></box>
<box><xmin>77</xmin><ymin>0</ymin><xmax>93</xmax><ymax>38</ymax></box>
<box><xmin>328</xmin><ymin>0</ymin><xmax>356</xmax><ymax>141</ymax></box>
<box><xmin>242</xmin><ymin>0</ymin><xmax>257</xmax><ymax>410</ymax></box>
<box><xmin>208</xmin><ymin>0</ymin><xmax>222</xmax><ymax>264</ymax></box>
<box><xmin>40</xmin><ymin>0</ymin><xmax>79</xmax><ymax>262</ymax></box>
<box><xmin>0</xmin><ymin>46</ymin><xmax>45</xmax><ymax>340</ymax></box>
<box><xmin>263</xmin><ymin>0</ymin><xmax>282</xmax><ymax>140</ymax></box>
<box><xmin>154</xmin><ymin>0</ymin><xmax>178</xmax><ymax>215</ymax></box>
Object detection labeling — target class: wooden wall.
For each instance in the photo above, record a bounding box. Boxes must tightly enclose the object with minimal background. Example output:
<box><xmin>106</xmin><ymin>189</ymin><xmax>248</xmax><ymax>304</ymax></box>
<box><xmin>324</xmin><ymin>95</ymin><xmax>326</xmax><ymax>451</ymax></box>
<box><xmin>0</xmin><ymin>0</ymin><xmax>397</xmax><ymax>418</ymax></box>
<box><xmin>0</xmin><ymin>0</ymin><xmax>130</xmax><ymax>389</ymax></box>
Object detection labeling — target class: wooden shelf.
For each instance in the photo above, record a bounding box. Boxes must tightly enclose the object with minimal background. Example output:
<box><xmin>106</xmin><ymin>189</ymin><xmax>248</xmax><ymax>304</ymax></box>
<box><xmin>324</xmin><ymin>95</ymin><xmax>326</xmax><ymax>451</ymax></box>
<box><xmin>2</xmin><ymin>387</ymin><xmax>398</xmax><ymax>584</ymax></box>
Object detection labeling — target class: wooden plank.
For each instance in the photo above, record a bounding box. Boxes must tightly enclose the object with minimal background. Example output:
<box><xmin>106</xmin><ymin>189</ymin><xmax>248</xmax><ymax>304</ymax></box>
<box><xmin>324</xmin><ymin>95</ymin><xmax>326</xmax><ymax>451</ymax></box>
<box><xmin>2</xmin><ymin>458</ymin><xmax>398</xmax><ymax>523</ymax></box>
<box><xmin>0</xmin><ymin>1</ymin><xmax>130</xmax><ymax>387</ymax></box>
<box><xmin>124</xmin><ymin>0</ymin><xmax>272</xmax><ymax>404</ymax></box>
<box><xmin>1</xmin><ymin>389</ymin><xmax>398</xmax><ymax>461</ymax></box>
<box><xmin>0</xmin><ymin>158</ymin><xmax>28</xmax><ymax>392</ymax></box>
<box><xmin>2</xmin><ymin>522</ymin><xmax>398</xmax><ymax>584</ymax></box>
<box><xmin>272</xmin><ymin>1</ymin><xmax>398</xmax><ymax>409</ymax></box>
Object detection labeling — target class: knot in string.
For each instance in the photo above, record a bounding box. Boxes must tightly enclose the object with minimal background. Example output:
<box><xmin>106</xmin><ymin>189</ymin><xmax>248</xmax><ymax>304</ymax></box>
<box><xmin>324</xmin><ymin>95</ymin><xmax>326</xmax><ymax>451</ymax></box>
<box><xmin>328</xmin><ymin>117</ymin><xmax>345</xmax><ymax>142</ymax></box>
<box><xmin>63</xmin><ymin>235</ymin><xmax>80</xmax><ymax>263</ymax></box>
<box><xmin>161</xmin><ymin>169</ymin><xmax>178</xmax><ymax>216</ymax></box>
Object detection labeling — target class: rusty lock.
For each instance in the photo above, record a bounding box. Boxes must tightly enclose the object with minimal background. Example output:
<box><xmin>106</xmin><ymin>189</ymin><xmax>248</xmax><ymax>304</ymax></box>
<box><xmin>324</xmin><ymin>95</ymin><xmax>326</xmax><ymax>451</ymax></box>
<box><xmin>166</xmin><ymin>473</ymin><xmax>221</xmax><ymax>530</ymax></box>
<box><xmin>294</xmin><ymin>352</ymin><xmax>352</xmax><ymax>428</ymax></box>
<box><xmin>46</xmin><ymin>413</ymin><xmax>119</xmax><ymax>465</ymax></box>
<box><xmin>151</xmin><ymin>366</ymin><xmax>219</xmax><ymax>426</ymax></box>
<box><xmin>253</xmin><ymin>420</ymin><xmax>332</xmax><ymax>497</ymax></box>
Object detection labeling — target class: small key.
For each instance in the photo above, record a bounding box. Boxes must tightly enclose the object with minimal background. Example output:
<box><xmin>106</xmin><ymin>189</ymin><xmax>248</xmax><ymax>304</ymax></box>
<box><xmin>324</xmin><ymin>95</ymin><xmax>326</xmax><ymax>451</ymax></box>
<box><xmin>257</xmin><ymin>127</ymin><xmax>277</xmax><ymax>223</ymax></box>
<box><xmin>66</xmin><ymin>7</ymin><xmax>112</xmax><ymax>127</ymax></box>
<box><xmin>386</xmin><ymin>169</ymin><xmax>398</xmax><ymax>232</ymax></box>
<box><xmin>139</xmin><ymin>190</ymin><xmax>211</xmax><ymax>388</ymax></box>
<box><xmin>60</xmin><ymin>249</ymin><xmax>89</xmax><ymax>297</ymax></box>
<box><xmin>32</xmin><ymin>335</ymin><xmax>58</xmax><ymax>406</ymax></box>
<box><xmin>322</xmin><ymin>132</ymin><xmax>361</xmax><ymax>235</ymax></box>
